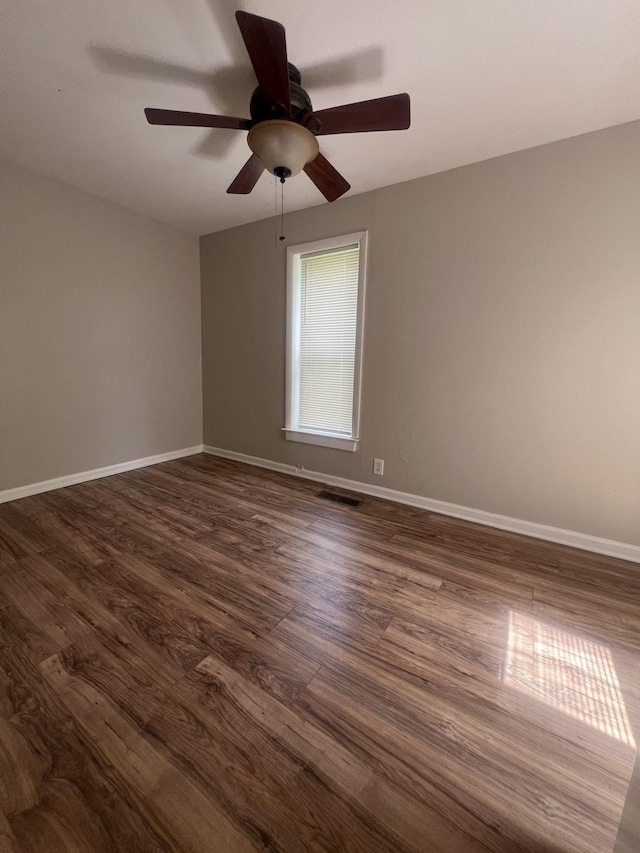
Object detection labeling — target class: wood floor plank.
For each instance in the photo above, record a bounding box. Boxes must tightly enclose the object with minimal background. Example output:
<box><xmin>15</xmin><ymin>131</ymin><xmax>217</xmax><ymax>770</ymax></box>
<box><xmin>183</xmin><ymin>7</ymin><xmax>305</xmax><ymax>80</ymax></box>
<box><xmin>0</xmin><ymin>623</ymin><xmax>178</xmax><ymax>851</ymax></box>
<box><xmin>0</xmin><ymin>506</ymin><xmax>53</xmax><ymax>559</ymax></box>
<box><xmin>0</xmin><ymin>602</ymin><xmax>62</xmax><ymax>666</ymax></box>
<box><xmin>2</xmin><ymin>554</ymin><xmax>183</xmax><ymax>725</ymax></box>
<box><xmin>270</xmin><ymin>601</ymin><xmax>388</xmax><ymax>669</ymax></box>
<box><xmin>121</xmin><ymin>536</ymin><xmax>295</xmax><ymax>631</ymax></box>
<box><xmin>390</xmin><ymin>531</ymin><xmax>543</xmax><ymax>596</ymax></box>
<box><xmin>532</xmin><ymin>593</ymin><xmax>640</xmax><ymax>652</ymax></box>
<box><xmin>145</xmin><ymin>654</ymin><xmax>447</xmax><ymax>852</ymax></box>
<box><xmin>30</xmin><ymin>489</ymin><xmax>122</xmax><ymax>560</ymax></box>
<box><xmin>1</xmin><ymin>453</ymin><xmax>638</xmax><ymax>852</ymax></box>
<box><xmin>194</xmin><ymin>655</ymin><xmax>491</xmax><ymax>853</ymax></box>
<box><xmin>2</xmin><ymin>562</ymin><xmax>94</xmax><ymax>652</ymax></box>
<box><xmin>327</xmin><ymin>610</ymin><xmax>630</xmax><ymax>803</ymax></box>
<box><xmin>9</xmin><ymin>779</ymin><xmax>123</xmax><ymax>853</ymax></box>
<box><xmin>89</xmin><ymin>475</ymin><xmax>218</xmax><ymax>539</ymax></box>
<box><xmin>47</xmin><ymin>547</ymin><xmax>318</xmax><ymax>706</ymax></box>
<box><xmin>0</xmin><ymin>809</ymin><xmax>20</xmax><ymax>853</ymax></box>
<box><xmin>0</xmin><ymin>705</ymin><xmax>43</xmax><ymax>818</ymax></box>
<box><xmin>275</xmin><ymin>542</ymin><xmax>441</xmax><ymax>627</ymax></box>
<box><xmin>395</xmin><ymin>511</ymin><xmax>562</xmax><ymax>567</ymax></box>
<box><xmin>376</xmin><ymin>617</ymin><xmax>634</xmax><ymax>772</ymax></box>
<box><xmin>40</xmin><ymin>652</ymin><xmax>255</xmax><ymax>853</ymax></box>
<box><xmin>299</xmin><ymin>662</ymin><xmax>623</xmax><ymax>853</ymax></box>
<box><xmin>9</xmin><ymin>496</ymin><xmax>109</xmax><ymax>567</ymax></box>
<box><xmin>21</xmin><ymin>551</ymin><xmax>185</xmax><ymax>683</ymax></box>
<box><xmin>0</xmin><ymin>510</ymin><xmax>45</xmax><ymax>566</ymax></box>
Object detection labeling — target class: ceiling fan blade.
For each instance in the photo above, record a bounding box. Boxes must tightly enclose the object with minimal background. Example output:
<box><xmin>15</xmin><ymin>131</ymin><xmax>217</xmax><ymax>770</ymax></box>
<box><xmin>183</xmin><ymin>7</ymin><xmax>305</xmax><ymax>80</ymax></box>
<box><xmin>304</xmin><ymin>153</ymin><xmax>350</xmax><ymax>202</ymax></box>
<box><xmin>227</xmin><ymin>155</ymin><xmax>265</xmax><ymax>195</ymax></box>
<box><xmin>313</xmin><ymin>93</ymin><xmax>410</xmax><ymax>135</ymax></box>
<box><xmin>145</xmin><ymin>108</ymin><xmax>251</xmax><ymax>130</ymax></box>
<box><xmin>235</xmin><ymin>11</ymin><xmax>291</xmax><ymax>113</ymax></box>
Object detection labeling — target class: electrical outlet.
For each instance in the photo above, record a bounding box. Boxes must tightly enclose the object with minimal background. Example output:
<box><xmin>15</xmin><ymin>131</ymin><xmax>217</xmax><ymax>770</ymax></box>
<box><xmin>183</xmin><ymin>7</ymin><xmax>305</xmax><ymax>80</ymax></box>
<box><xmin>373</xmin><ymin>458</ymin><xmax>384</xmax><ymax>476</ymax></box>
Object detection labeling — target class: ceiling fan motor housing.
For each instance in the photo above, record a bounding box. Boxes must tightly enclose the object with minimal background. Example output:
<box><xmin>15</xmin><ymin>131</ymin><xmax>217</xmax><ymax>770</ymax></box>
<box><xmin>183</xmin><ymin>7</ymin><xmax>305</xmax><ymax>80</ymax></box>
<box><xmin>249</xmin><ymin>63</ymin><xmax>314</xmax><ymax>125</ymax></box>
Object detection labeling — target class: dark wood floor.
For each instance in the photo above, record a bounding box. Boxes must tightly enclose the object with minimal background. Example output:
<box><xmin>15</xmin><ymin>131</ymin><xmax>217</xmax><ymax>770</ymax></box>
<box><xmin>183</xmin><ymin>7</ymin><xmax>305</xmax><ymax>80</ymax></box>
<box><xmin>0</xmin><ymin>454</ymin><xmax>638</xmax><ymax>852</ymax></box>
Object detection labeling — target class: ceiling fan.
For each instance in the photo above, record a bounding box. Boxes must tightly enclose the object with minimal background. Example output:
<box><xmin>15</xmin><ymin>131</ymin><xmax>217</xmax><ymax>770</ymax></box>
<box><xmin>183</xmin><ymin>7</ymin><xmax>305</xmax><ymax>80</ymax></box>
<box><xmin>145</xmin><ymin>11</ymin><xmax>410</xmax><ymax>202</ymax></box>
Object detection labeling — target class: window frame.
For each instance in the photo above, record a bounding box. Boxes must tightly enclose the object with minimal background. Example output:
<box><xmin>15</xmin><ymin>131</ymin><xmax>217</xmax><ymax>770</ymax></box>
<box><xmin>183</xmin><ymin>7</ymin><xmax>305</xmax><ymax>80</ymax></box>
<box><xmin>284</xmin><ymin>231</ymin><xmax>368</xmax><ymax>452</ymax></box>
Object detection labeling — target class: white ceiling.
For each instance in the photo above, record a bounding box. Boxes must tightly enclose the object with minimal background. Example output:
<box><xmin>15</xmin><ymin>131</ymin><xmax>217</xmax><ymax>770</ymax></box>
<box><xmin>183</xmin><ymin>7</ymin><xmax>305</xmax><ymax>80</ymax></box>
<box><xmin>2</xmin><ymin>1</ymin><xmax>639</xmax><ymax>235</ymax></box>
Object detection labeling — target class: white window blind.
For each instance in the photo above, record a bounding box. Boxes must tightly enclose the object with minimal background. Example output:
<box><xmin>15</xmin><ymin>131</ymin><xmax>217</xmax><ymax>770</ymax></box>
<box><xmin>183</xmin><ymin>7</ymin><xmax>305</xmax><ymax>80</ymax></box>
<box><xmin>297</xmin><ymin>244</ymin><xmax>360</xmax><ymax>436</ymax></box>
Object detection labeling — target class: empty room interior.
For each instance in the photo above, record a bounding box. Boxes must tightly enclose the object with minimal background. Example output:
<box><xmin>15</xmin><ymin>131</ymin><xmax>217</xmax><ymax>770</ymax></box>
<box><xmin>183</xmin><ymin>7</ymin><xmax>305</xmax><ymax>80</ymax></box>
<box><xmin>2</xmin><ymin>2</ymin><xmax>640</xmax><ymax>851</ymax></box>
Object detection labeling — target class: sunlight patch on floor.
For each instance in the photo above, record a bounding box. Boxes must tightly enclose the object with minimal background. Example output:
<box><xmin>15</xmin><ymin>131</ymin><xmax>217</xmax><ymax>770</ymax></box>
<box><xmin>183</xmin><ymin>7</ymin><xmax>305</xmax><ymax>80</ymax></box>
<box><xmin>504</xmin><ymin>611</ymin><xmax>636</xmax><ymax>747</ymax></box>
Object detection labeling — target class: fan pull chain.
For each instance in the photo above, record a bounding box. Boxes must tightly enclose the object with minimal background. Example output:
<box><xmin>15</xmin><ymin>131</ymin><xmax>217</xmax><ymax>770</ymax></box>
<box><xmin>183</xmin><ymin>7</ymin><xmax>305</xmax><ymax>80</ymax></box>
<box><xmin>280</xmin><ymin>178</ymin><xmax>285</xmax><ymax>242</ymax></box>
<box><xmin>273</xmin><ymin>175</ymin><xmax>278</xmax><ymax>248</ymax></box>
<box><xmin>273</xmin><ymin>174</ymin><xmax>286</xmax><ymax>247</ymax></box>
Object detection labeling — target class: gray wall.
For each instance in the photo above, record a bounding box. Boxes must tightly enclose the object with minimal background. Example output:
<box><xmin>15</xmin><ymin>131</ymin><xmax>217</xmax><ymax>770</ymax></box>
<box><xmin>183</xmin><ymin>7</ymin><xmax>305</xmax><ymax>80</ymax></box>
<box><xmin>615</xmin><ymin>753</ymin><xmax>640</xmax><ymax>852</ymax></box>
<box><xmin>1</xmin><ymin>161</ymin><xmax>202</xmax><ymax>491</ymax></box>
<box><xmin>201</xmin><ymin>120</ymin><xmax>640</xmax><ymax>546</ymax></box>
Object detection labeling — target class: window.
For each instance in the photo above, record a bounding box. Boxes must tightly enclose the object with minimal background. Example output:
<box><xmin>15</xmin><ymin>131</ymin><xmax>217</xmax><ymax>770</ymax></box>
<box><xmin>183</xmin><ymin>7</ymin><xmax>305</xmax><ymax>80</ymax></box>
<box><xmin>284</xmin><ymin>231</ymin><xmax>367</xmax><ymax>451</ymax></box>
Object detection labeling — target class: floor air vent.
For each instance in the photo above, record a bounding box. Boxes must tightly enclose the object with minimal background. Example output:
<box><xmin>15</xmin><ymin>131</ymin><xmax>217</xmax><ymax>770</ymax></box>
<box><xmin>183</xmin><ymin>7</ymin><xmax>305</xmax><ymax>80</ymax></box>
<box><xmin>317</xmin><ymin>490</ymin><xmax>363</xmax><ymax>508</ymax></box>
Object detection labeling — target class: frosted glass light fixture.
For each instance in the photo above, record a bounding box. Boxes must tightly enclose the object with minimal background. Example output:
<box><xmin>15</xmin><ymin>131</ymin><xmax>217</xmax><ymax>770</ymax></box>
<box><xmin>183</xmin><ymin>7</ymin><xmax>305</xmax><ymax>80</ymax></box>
<box><xmin>248</xmin><ymin>119</ymin><xmax>319</xmax><ymax>180</ymax></box>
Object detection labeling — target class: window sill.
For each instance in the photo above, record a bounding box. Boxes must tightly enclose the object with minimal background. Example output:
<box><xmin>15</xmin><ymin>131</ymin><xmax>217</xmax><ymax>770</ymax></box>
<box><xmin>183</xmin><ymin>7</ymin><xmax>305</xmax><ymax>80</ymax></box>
<box><xmin>283</xmin><ymin>429</ymin><xmax>358</xmax><ymax>452</ymax></box>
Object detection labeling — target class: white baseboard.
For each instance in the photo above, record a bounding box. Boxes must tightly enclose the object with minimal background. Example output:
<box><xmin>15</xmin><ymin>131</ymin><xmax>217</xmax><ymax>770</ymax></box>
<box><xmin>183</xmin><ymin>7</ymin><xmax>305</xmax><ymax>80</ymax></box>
<box><xmin>0</xmin><ymin>445</ymin><xmax>204</xmax><ymax>504</ymax></box>
<box><xmin>203</xmin><ymin>445</ymin><xmax>640</xmax><ymax>565</ymax></box>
